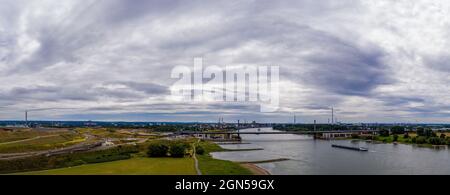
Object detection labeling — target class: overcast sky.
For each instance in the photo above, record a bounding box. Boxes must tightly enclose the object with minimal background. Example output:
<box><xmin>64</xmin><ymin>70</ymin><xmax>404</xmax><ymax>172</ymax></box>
<box><xmin>1</xmin><ymin>0</ymin><xmax>450</xmax><ymax>123</ymax></box>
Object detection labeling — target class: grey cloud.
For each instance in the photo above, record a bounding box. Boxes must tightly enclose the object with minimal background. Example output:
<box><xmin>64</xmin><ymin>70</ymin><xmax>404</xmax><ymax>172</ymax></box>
<box><xmin>0</xmin><ymin>82</ymin><xmax>167</xmax><ymax>103</ymax></box>
<box><xmin>300</xmin><ymin>32</ymin><xmax>391</xmax><ymax>96</ymax></box>
<box><xmin>103</xmin><ymin>0</ymin><xmax>183</xmax><ymax>24</ymax></box>
<box><xmin>377</xmin><ymin>95</ymin><xmax>425</xmax><ymax>107</ymax></box>
<box><xmin>0</xmin><ymin>85</ymin><xmax>94</xmax><ymax>102</ymax></box>
<box><xmin>110</xmin><ymin>81</ymin><xmax>169</xmax><ymax>95</ymax></box>
<box><xmin>423</xmin><ymin>55</ymin><xmax>450</xmax><ymax>72</ymax></box>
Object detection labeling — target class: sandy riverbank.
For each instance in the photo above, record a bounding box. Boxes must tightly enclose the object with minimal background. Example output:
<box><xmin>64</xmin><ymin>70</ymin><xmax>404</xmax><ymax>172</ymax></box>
<box><xmin>240</xmin><ymin>163</ymin><xmax>270</xmax><ymax>175</ymax></box>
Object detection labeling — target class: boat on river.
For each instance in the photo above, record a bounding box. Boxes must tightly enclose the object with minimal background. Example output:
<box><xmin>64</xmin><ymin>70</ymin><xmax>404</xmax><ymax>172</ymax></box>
<box><xmin>332</xmin><ymin>144</ymin><xmax>368</xmax><ymax>152</ymax></box>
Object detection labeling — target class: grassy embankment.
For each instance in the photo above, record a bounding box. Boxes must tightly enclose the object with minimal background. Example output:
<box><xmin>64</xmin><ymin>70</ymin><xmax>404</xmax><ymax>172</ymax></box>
<box><xmin>0</xmin><ymin>130</ymin><xmax>51</xmax><ymax>143</ymax></box>
<box><xmin>0</xmin><ymin>132</ymin><xmax>86</xmax><ymax>154</ymax></box>
<box><xmin>196</xmin><ymin>141</ymin><xmax>253</xmax><ymax>175</ymax></box>
<box><xmin>20</xmin><ymin>157</ymin><xmax>196</xmax><ymax>175</ymax></box>
<box><xmin>359</xmin><ymin>132</ymin><xmax>450</xmax><ymax>148</ymax></box>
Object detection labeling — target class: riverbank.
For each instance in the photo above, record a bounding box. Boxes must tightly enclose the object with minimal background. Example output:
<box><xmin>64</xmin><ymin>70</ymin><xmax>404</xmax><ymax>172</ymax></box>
<box><xmin>196</xmin><ymin>141</ymin><xmax>254</xmax><ymax>175</ymax></box>
<box><xmin>236</xmin><ymin>158</ymin><xmax>289</xmax><ymax>164</ymax></box>
<box><xmin>203</xmin><ymin>141</ymin><xmax>277</xmax><ymax>175</ymax></box>
<box><xmin>240</xmin><ymin>163</ymin><xmax>270</xmax><ymax>175</ymax></box>
<box><xmin>349</xmin><ymin>135</ymin><xmax>449</xmax><ymax>149</ymax></box>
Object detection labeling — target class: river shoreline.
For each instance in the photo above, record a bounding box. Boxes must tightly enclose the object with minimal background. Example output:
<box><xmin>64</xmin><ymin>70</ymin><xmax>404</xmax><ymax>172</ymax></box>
<box><xmin>213</xmin><ymin>142</ymin><xmax>273</xmax><ymax>175</ymax></box>
<box><xmin>240</xmin><ymin>163</ymin><xmax>270</xmax><ymax>175</ymax></box>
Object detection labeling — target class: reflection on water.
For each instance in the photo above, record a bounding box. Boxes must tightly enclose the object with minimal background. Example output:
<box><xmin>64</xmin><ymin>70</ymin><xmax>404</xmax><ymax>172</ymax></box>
<box><xmin>211</xmin><ymin>128</ymin><xmax>450</xmax><ymax>175</ymax></box>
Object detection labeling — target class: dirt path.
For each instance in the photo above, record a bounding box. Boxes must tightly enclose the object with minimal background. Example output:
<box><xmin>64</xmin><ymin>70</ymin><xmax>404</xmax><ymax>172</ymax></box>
<box><xmin>0</xmin><ymin>134</ymin><xmax>96</xmax><ymax>160</ymax></box>
<box><xmin>193</xmin><ymin>140</ymin><xmax>202</xmax><ymax>175</ymax></box>
<box><xmin>0</xmin><ymin>134</ymin><xmax>59</xmax><ymax>145</ymax></box>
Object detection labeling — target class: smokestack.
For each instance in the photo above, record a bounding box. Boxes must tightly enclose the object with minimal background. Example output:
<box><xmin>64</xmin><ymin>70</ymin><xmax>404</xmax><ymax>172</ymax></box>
<box><xmin>294</xmin><ymin>115</ymin><xmax>296</xmax><ymax>124</ymax></box>
<box><xmin>314</xmin><ymin>120</ymin><xmax>316</xmax><ymax>131</ymax></box>
<box><xmin>331</xmin><ymin>107</ymin><xmax>334</xmax><ymax>124</ymax></box>
<box><xmin>25</xmin><ymin>110</ymin><xmax>28</xmax><ymax>127</ymax></box>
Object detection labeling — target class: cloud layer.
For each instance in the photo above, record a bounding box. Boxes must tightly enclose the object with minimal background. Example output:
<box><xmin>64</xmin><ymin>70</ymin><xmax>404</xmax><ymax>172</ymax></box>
<box><xmin>1</xmin><ymin>0</ymin><xmax>450</xmax><ymax>123</ymax></box>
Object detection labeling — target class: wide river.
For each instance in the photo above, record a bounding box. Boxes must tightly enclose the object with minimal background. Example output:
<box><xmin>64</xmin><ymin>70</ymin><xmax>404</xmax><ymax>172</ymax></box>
<box><xmin>211</xmin><ymin>128</ymin><xmax>450</xmax><ymax>175</ymax></box>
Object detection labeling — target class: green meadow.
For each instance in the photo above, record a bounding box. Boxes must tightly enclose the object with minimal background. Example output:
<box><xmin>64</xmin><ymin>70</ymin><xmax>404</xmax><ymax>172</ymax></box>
<box><xmin>21</xmin><ymin>157</ymin><xmax>196</xmax><ymax>175</ymax></box>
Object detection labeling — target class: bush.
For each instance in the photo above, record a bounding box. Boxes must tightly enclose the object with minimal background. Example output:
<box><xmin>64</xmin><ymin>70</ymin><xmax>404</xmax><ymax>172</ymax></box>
<box><xmin>415</xmin><ymin>136</ymin><xmax>427</xmax><ymax>144</ymax></box>
<box><xmin>393</xmin><ymin>134</ymin><xmax>399</xmax><ymax>142</ymax></box>
<box><xmin>416</xmin><ymin>128</ymin><xmax>425</xmax><ymax>136</ymax></box>
<box><xmin>107</xmin><ymin>128</ymin><xmax>116</xmax><ymax>133</ymax></box>
<box><xmin>351</xmin><ymin>134</ymin><xmax>360</xmax><ymax>139</ymax></box>
<box><xmin>424</xmin><ymin>129</ymin><xmax>435</xmax><ymax>137</ymax></box>
<box><xmin>196</xmin><ymin>146</ymin><xmax>205</xmax><ymax>155</ymax></box>
<box><xmin>429</xmin><ymin>137</ymin><xmax>446</xmax><ymax>145</ymax></box>
<box><xmin>147</xmin><ymin>143</ymin><xmax>169</xmax><ymax>157</ymax></box>
<box><xmin>391</xmin><ymin>126</ymin><xmax>405</xmax><ymax>135</ymax></box>
<box><xmin>403</xmin><ymin>133</ymin><xmax>410</xmax><ymax>139</ymax></box>
<box><xmin>170</xmin><ymin>143</ymin><xmax>187</xmax><ymax>158</ymax></box>
<box><xmin>379</xmin><ymin>129</ymin><xmax>390</xmax><ymax>137</ymax></box>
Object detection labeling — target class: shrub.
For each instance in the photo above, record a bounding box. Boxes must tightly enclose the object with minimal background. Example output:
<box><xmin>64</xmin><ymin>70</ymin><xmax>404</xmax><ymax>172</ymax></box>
<box><xmin>351</xmin><ymin>134</ymin><xmax>360</xmax><ymax>139</ymax></box>
<box><xmin>429</xmin><ymin>137</ymin><xmax>446</xmax><ymax>145</ymax></box>
<box><xmin>403</xmin><ymin>133</ymin><xmax>410</xmax><ymax>139</ymax></box>
<box><xmin>416</xmin><ymin>128</ymin><xmax>425</xmax><ymax>136</ymax></box>
<box><xmin>107</xmin><ymin>128</ymin><xmax>116</xmax><ymax>133</ymax></box>
<box><xmin>196</xmin><ymin>146</ymin><xmax>205</xmax><ymax>155</ymax></box>
<box><xmin>415</xmin><ymin>136</ymin><xmax>427</xmax><ymax>144</ymax></box>
<box><xmin>170</xmin><ymin>143</ymin><xmax>187</xmax><ymax>158</ymax></box>
<box><xmin>393</xmin><ymin>134</ymin><xmax>399</xmax><ymax>142</ymax></box>
<box><xmin>379</xmin><ymin>129</ymin><xmax>390</xmax><ymax>137</ymax></box>
<box><xmin>391</xmin><ymin>126</ymin><xmax>405</xmax><ymax>135</ymax></box>
<box><xmin>424</xmin><ymin>129</ymin><xmax>435</xmax><ymax>137</ymax></box>
<box><xmin>147</xmin><ymin>143</ymin><xmax>169</xmax><ymax>157</ymax></box>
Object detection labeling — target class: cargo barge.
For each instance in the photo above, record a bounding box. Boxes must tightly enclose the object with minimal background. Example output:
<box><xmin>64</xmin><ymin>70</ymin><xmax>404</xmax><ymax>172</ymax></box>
<box><xmin>332</xmin><ymin>144</ymin><xmax>369</xmax><ymax>152</ymax></box>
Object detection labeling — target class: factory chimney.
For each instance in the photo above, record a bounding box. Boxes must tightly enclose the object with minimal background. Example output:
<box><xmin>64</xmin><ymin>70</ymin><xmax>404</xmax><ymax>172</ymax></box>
<box><xmin>25</xmin><ymin>110</ymin><xmax>28</xmax><ymax>127</ymax></box>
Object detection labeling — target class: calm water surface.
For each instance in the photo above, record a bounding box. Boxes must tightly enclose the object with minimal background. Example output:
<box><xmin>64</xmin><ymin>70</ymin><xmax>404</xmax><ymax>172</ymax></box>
<box><xmin>211</xmin><ymin>128</ymin><xmax>450</xmax><ymax>175</ymax></box>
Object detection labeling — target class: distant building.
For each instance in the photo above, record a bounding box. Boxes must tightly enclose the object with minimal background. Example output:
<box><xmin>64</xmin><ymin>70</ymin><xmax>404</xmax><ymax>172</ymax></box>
<box><xmin>84</xmin><ymin>121</ymin><xmax>97</xmax><ymax>127</ymax></box>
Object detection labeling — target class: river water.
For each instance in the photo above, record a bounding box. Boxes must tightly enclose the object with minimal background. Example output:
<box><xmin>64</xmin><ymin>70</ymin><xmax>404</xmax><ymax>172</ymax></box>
<box><xmin>211</xmin><ymin>128</ymin><xmax>450</xmax><ymax>175</ymax></box>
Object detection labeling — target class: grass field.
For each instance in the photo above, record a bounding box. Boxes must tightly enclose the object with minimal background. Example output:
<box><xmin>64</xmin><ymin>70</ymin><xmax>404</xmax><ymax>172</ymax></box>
<box><xmin>20</xmin><ymin>157</ymin><xmax>197</xmax><ymax>175</ymax></box>
<box><xmin>197</xmin><ymin>155</ymin><xmax>253</xmax><ymax>175</ymax></box>
<box><xmin>0</xmin><ymin>130</ymin><xmax>56</xmax><ymax>143</ymax></box>
<box><xmin>196</xmin><ymin>141</ymin><xmax>253</xmax><ymax>175</ymax></box>
<box><xmin>0</xmin><ymin>133</ymin><xmax>85</xmax><ymax>153</ymax></box>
